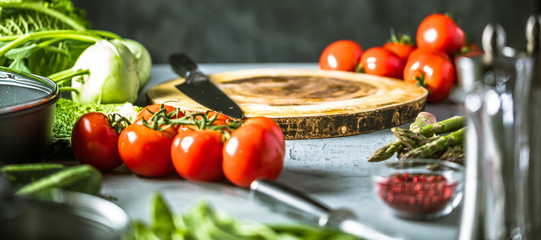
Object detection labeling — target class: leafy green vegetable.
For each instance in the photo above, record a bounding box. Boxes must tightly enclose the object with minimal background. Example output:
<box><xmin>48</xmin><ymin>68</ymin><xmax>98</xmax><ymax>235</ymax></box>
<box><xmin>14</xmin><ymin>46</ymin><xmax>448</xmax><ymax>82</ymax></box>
<box><xmin>0</xmin><ymin>0</ymin><xmax>90</xmax><ymax>35</ymax></box>
<box><xmin>0</xmin><ymin>0</ymin><xmax>91</xmax><ymax>75</ymax></box>
<box><xmin>50</xmin><ymin>98</ymin><xmax>142</xmax><ymax>150</ymax></box>
<box><xmin>150</xmin><ymin>193</ymin><xmax>176</xmax><ymax>239</ymax></box>
<box><xmin>125</xmin><ymin>192</ymin><xmax>361</xmax><ymax>240</ymax></box>
<box><xmin>0</xmin><ymin>0</ymin><xmax>152</xmax><ymax>104</ymax></box>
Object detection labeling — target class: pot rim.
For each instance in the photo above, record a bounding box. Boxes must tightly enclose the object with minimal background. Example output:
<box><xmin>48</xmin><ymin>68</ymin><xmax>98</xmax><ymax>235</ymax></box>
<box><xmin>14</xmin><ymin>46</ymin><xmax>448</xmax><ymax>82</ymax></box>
<box><xmin>0</xmin><ymin>67</ymin><xmax>59</xmax><ymax>115</ymax></box>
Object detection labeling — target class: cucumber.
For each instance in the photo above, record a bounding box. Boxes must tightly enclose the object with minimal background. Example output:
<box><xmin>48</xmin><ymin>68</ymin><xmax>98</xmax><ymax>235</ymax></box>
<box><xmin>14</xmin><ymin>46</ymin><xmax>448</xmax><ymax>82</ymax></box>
<box><xmin>1</xmin><ymin>163</ymin><xmax>65</xmax><ymax>186</ymax></box>
<box><xmin>16</xmin><ymin>164</ymin><xmax>103</xmax><ymax>197</ymax></box>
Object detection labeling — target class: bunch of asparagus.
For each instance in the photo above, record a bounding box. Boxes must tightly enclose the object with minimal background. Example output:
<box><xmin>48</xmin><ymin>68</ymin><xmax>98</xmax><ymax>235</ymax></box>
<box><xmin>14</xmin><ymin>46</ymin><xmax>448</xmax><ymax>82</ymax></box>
<box><xmin>368</xmin><ymin>112</ymin><xmax>466</xmax><ymax>165</ymax></box>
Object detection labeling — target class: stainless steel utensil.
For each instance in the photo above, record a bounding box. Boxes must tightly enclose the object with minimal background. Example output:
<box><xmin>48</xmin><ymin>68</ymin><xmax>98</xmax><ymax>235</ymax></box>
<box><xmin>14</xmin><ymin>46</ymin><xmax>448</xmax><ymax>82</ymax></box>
<box><xmin>456</xmin><ymin>54</ymin><xmax>487</xmax><ymax>240</ymax></box>
<box><xmin>250</xmin><ymin>179</ymin><xmax>406</xmax><ymax>240</ymax></box>
<box><xmin>457</xmin><ymin>22</ymin><xmax>533</xmax><ymax>240</ymax></box>
<box><xmin>169</xmin><ymin>53</ymin><xmax>244</xmax><ymax>118</ymax></box>
<box><xmin>522</xmin><ymin>14</ymin><xmax>541</xmax><ymax>238</ymax></box>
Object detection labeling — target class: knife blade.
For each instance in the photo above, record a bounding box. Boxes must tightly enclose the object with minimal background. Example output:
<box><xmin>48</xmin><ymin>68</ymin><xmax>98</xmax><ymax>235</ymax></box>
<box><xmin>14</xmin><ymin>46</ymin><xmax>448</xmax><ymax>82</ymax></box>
<box><xmin>169</xmin><ymin>53</ymin><xmax>244</xmax><ymax>118</ymax></box>
<box><xmin>250</xmin><ymin>179</ymin><xmax>406</xmax><ymax>240</ymax></box>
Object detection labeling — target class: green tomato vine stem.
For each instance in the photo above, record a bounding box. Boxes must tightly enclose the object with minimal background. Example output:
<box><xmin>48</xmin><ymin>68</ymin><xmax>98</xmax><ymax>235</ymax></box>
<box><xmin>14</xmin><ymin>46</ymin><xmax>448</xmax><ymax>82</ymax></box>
<box><xmin>108</xmin><ymin>113</ymin><xmax>132</xmax><ymax>134</ymax></box>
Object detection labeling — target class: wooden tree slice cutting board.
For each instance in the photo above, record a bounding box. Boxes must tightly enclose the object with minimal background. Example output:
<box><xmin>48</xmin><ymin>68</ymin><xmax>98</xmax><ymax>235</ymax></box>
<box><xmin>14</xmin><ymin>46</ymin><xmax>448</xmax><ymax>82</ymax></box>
<box><xmin>147</xmin><ymin>68</ymin><xmax>428</xmax><ymax>139</ymax></box>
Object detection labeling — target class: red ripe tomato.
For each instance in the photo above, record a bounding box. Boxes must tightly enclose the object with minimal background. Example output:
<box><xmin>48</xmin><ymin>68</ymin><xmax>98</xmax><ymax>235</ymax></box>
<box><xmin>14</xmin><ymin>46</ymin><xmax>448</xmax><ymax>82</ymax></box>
<box><xmin>383</xmin><ymin>42</ymin><xmax>416</xmax><ymax>65</ymax></box>
<box><xmin>403</xmin><ymin>49</ymin><xmax>456</xmax><ymax>103</ymax></box>
<box><xmin>71</xmin><ymin>112</ymin><xmax>123</xmax><ymax>171</ymax></box>
<box><xmin>416</xmin><ymin>14</ymin><xmax>465</xmax><ymax>55</ymax></box>
<box><xmin>406</xmin><ymin>47</ymin><xmax>428</xmax><ymax>62</ymax></box>
<box><xmin>223</xmin><ymin>124</ymin><xmax>285</xmax><ymax>188</ymax></box>
<box><xmin>118</xmin><ymin>124</ymin><xmax>176</xmax><ymax>177</ymax></box>
<box><xmin>319</xmin><ymin>40</ymin><xmax>363</xmax><ymax>71</ymax></box>
<box><xmin>171</xmin><ymin>130</ymin><xmax>224</xmax><ymax>182</ymax></box>
<box><xmin>207</xmin><ymin>111</ymin><xmax>232</xmax><ymax>125</ymax></box>
<box><xmin>360</xmin><ymin>47</ymin><xmax>403</xmax><ymax>79</ymax></box>
<box><xmin>243</xmin><ymin>117</ymin><xmax>285</xmax><ymax>148</ymax></box>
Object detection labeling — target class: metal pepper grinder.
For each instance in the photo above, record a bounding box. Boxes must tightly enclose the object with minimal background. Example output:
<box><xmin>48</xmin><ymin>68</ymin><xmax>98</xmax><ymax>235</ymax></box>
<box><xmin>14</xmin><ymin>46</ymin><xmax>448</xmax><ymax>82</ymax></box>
<box><xmin>523</xmin><ymin>14</ymin><xmax>541</xmax><ymax>238</ymax></box>
<box><xmin>456</xmin><ymin>22</ymin><xmax>532</xmax><ymax>240</ymax></box>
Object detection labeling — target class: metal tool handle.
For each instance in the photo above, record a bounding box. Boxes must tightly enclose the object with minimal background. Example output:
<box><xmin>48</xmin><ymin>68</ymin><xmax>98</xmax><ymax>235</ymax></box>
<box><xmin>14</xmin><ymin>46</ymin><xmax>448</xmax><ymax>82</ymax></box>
<box><xmin>250</xmin><ymin>179</ymin><xmax>406</xmax><ymax>240</ymax></box>
<box><xmin>250</xmin><ymin>179</ymin><xmax>331</xmax><ymax>224</ymax></box>
<box><xmin>524</xmin><ymin>14</ymin><xmax>541</xmax><ymax>238</ymax></box>
<box><xmin>527</xmin><ymin>14</ymin><xmax>541</xmax><ymax>55</ymax></box>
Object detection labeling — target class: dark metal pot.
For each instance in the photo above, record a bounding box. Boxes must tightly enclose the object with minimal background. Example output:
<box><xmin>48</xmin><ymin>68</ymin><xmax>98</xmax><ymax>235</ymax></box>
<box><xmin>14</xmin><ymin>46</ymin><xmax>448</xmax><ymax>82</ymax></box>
<box><xmin>0</xmin><ymin>67</ymin><xmax>59</xmax><ymax>164</ymax></box>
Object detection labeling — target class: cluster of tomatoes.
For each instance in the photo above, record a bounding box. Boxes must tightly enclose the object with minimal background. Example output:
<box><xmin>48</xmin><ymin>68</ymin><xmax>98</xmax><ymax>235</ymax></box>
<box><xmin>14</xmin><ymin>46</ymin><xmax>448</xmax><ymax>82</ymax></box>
<box><xmin>70</xmin><ymin>103</ymin><xmax>285</xmax><ymax>188</ymax></box>
<box><xmin>319</xmin><ymin>13</ymin><xmax>482</xmax><ymax>103</ymax></box>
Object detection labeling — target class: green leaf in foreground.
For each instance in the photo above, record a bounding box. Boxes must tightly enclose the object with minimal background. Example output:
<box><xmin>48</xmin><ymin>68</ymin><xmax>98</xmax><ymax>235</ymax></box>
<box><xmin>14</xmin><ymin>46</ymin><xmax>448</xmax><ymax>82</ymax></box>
<box><xmin>124</xmin><ymin>192</ymin><xmax>361</xmax><ymax>240</ymax></box>
<box><xmin>151</xmin><ymin>193</ymin><xmax>175</xmax><ymax>239</ymax></box>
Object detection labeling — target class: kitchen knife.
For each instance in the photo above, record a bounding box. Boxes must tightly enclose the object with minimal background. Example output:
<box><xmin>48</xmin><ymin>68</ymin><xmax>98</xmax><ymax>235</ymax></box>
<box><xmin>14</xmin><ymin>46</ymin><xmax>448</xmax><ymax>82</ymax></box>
<box><xmin>250</xmin><ymin>179</ymin><xmax>406</xmax><ymax>240</ymax></box>
<box><xmin>169</xmin><ymin>53</ymin><xmax>244</xmax><ymax>118</ymax></box>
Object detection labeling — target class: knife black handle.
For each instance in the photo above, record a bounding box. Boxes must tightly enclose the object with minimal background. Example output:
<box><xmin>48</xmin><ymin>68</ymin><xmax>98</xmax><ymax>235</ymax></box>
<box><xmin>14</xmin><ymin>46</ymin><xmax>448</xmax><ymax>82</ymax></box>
<box><xmin>250</xmin><ymin>179</ymin><xmax>331</xmax><ymax>225</ymax></box>
<box><xmin>169</xmin><ymin>53</ymin><xmax>199</xmax><ymax>78</ymax></box>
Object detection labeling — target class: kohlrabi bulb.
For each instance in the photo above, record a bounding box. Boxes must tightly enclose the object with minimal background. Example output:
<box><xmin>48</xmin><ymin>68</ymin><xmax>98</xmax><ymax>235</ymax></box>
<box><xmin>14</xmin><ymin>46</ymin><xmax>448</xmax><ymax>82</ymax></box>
<box><xmin>71</xmin><ymin>40</ymin><xmax>140</xmax><ymax>104</ymax></box>
<box><xmin>113</xmin><ymin>38</ymin><xmax>152</xmax><ymax>87</ymax></box>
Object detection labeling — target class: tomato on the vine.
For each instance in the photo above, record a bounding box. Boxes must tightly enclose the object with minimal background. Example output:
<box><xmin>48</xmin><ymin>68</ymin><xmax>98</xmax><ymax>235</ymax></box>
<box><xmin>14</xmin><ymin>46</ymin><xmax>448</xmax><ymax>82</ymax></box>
<box><xmin>71</xmin><ymin>112</ymin><xmax>125</xmax><ymax>171</ymax></box>
<box><xmin>382</xmin><ymin>31</ymin><xmax>416</xmax><ymax>64</ymax></box>
<box><xmin>135</xmin><ymin>103</ymin><xmax>183</xmax><ymax>122</ymax></box>
<box><xmin>319</xmin><ymin>40</ymin><xmax>363</xmax><ymax>71</ymax></box>
<box><xmin>171</xmin><ymin>130</ymin><xmax>225</xmax><ymax>182</ymax></box>
<box><xmin>416</xmin><ymin>13</ymin><xmax>465</xmax><ymax>55</ymax></box>
<box><xmin>403</xmin><ymin>48</ymin><xmax>455</xmax><ymax>103</ymax></box>
<box><xmin>243</xmin><ymin>116</ymin><xmax>285</xmax><ymax>148</ymax></box>
<box><xmin>223</xmin><ymin>121</ymin><xmax>285</xmax><ymax>188</ymax></box>
<box><xmin>118</xmin><ymin>124</ymin><xmax>176</xmax><ymax>177</ymax></box>
<box><xmin>406</xmin><ymin>47</ymin><xmax>427</xmax><ymax>62</ymax></box>
<box><xmin>178</xmin><ymin>111</ymin><xmax>232</xmax><ymax>132</ymax></box>
<box><xmin>359</xmin><ymin>47</ymin><xmax>403</xmax><ymax>79</ymax></box>
<box><xmin>207</xmin><ymin>111</ymin><xmax>232</xmax><ymax>125</ymax></box>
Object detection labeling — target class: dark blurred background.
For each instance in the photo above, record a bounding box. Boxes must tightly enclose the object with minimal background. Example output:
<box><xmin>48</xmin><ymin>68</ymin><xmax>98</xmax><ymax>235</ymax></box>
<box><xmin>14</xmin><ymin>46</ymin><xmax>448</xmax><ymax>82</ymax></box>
<box><xmin>72</xmin><ymin>0</ymin><xmax>538</xmax><ymax>64</ymax></box>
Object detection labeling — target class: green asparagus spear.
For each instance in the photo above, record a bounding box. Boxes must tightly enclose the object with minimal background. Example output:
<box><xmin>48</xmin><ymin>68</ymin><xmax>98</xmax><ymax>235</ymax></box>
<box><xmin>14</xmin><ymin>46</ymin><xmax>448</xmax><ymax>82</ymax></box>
<box><xmin>369</xmin><ymin>142</ymin><xmax>405</xmax><ymax>162</ymax></box>
<box><xmin>439</xmin><ymin>144</ymin><xmax>465</xmax><ymax>165</ymax></box>
<box><xmin>400</xmin><ymin>128</ymin><xmax>466</xmax><ymax>159</ymax></box>
<box><xmin>397</xmin><ymin>134</ymin><xmax>440</xmax><ymax>160</ymax></box>
<box><xmin>391</xmin><ymin>127</ymin><xmax>428</xmax><ymax>149</ymax></box>
<box><xmin>368</xmin><ymin>114</ymin><xmax>466</xmax><ymax>162</ymax></box>
<box><xmin>368</xmin><ymin>112</ymin><xmax>435</xmax><ymax>162</ymax></box>
<box><xmin>418</xmin><ymin>115</ymin><xmax>466</xmax><ymax>137</ymax></box>
<box><xmin>409</xmin><ymin>112</ymin><xmax>437</xmax><ymax>130</ymax></box>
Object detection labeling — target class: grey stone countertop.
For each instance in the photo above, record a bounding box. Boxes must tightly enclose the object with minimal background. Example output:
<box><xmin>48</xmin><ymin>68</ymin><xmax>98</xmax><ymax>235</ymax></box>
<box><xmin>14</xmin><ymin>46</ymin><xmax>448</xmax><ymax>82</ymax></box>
<box><xmin>103</xmin><ymin>63</ymin><xmax>465</xmax><ymax>240</ymax></box>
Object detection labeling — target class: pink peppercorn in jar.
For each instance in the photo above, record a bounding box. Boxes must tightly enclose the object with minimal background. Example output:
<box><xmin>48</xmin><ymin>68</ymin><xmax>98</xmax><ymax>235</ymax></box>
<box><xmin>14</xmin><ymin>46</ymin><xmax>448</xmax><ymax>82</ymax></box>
<box><xmin>371</xmin><ymin>159</ymin><xmax>464</xmax><ymax>220</ymax></box>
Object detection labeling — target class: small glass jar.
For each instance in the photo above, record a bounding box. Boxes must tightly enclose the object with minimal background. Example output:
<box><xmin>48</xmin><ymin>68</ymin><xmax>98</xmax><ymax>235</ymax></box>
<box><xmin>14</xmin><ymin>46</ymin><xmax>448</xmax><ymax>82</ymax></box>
<box><xmin>372</xmin><ymin>159</ymin><xmax>465</xmax><ymax>220</ymax></box>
